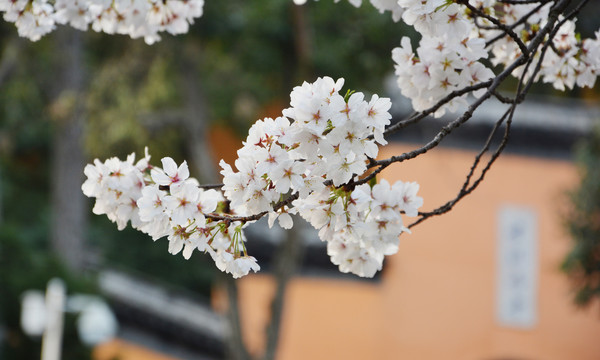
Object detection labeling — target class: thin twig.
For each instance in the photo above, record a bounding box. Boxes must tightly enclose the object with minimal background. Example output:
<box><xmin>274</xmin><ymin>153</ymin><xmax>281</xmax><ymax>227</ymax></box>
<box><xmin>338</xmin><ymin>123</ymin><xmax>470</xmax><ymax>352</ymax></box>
<box><xmin>199</xmin><ymin>183</ymin><xmax>224</xmax><ymax>189</ymax></box>
<box><xmin>383</xmin><ymin>81</ymin><xmax>491</xmax><ymax>136</ymax></box>
<box><xmin>204</xmin><ymin>193</ymin><xmax>299</xmax><ymax>223</ymax></box>
<box><xmin>408</xmin><ymin>13</ymin><xmax>553</xmax><ymax>228</ymax></box>
<box><xmin>492</xmin><ymin>91</ymin><xmax>515</xmax><ymax>104</ymax></box>
<box><xmin>408</xmin><ymin>106</ymin><xmax>514</xmax><ymax>227</ymax></box>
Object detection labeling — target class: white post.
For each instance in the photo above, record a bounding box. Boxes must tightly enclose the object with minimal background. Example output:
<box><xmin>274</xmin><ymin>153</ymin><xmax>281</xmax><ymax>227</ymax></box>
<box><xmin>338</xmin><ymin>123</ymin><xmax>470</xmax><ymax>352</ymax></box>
<box><xmin>41</xmin><ymin>278</ymin><xmax>66</xmax><ymax>360</ymax></box>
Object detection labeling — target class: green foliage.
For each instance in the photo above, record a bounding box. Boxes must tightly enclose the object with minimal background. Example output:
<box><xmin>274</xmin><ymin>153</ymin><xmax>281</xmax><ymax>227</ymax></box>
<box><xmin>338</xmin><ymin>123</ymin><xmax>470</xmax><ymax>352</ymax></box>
<box><xmin>563</xmin><ymin>127</ymin><xmax>600</xmax><ymax>307</ymax></box>
<box><xmin>195</xmin><ymin>0</ymin><xmax>408</xmax><ymax>129</ymax></box>
<box><xmin>85</xmin><ymin>47</ymin><xmax>184</xmax><ymax>160</ymax></box>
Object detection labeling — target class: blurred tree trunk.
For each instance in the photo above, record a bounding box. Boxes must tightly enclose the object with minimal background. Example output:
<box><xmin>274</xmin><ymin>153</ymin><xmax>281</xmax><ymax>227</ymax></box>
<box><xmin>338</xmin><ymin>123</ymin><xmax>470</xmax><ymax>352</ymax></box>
<box><xmin>178</xmin><ymin>43</ymin><xmax>217</xmax><ymax>184</ymax></box>
<box><xmin>0</xmin><ymin>37</ymin><xmax>21</xmax><ymax>88</ymax></box>
<box><xmin>0</xmin><ymin>37</ymin><xmax>22</xmax><ymax>225</ymax></box>
<box><xmin>223</xmin><ymin>274</ymin><xmax>253</xmax><ymax>360</ymax></box>
<box><xmin>290</xmin><ymin>3</ymin><xmax>313</xmax><ymax>83</ymax></box>
<box><xmin>262</xmin><ymin>229</ymin><xmax>304</xmax><ymax>360</ymax></box>
<box><xmin>50</xmin><ymin>28</ymin><xmax>87</xmax><ymax>271</ymax></box>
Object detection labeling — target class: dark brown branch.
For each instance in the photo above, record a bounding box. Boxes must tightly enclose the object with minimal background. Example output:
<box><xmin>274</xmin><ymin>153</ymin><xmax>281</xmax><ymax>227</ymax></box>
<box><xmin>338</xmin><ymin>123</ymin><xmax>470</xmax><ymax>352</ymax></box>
<box><xmin>408</xmin><ymin>105</ymin><xmax>515</xmax><ymax>228</ymax></box>
<box><xmin>355</xmin><ymin>51</ymin><xmax>531</xmax><ymax>186</ymax></box>
<box><xmin>383</xmin><ymin>81</ymin><xmax>492</xmax><ymax>136</ymax></box>
<box><xmin>205</xmin><ymin>193</ymin><xmax>299</xmax><ymax>223</ymax></box>
<box><xmin>199</xmin><ymin>183</ymin><xmax>224</xmax><ymax>189</ymax></box>
<box><xmin>492</xmin><ymin>91</ymin><xmax>516</xmax><ymax>104</ymax></box>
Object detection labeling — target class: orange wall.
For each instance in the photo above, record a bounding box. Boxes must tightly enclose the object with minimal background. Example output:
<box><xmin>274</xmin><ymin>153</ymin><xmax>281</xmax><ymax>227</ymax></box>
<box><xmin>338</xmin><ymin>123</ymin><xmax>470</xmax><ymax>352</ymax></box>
<box><xmin>94</xmin><ymin>339</ymin><xmax>180</xmax><ymax>360</ymax></box>
<box><xmin>233</xmin><ymin>143</ymin><xmax>600</xmax><ymax>360</ymax></box>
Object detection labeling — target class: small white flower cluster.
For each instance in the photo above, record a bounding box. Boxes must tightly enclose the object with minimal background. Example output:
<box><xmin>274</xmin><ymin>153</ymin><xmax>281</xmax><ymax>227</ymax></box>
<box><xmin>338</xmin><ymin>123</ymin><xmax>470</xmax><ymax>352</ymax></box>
<box><xmin>538</xmin><ymin>23</ymin><xmax>600</xmax><ymax>90</ymax></box>
<box><xmin>82</xmin><ymin>149</ymin><xmax>261</xmax><ymax>279</ymax></box>
<box><xmin>0</xmin><ymin>0</ymin><xmax>204</xmax><ymax>43</ymax></box>
<box><xmin>388</xmin><ymin>0</ymin><xmax>600</xmax><ymax>114</ymax></box>
<box><xmin>82</xmin><ymin>150</ymin><xmax>149</xmax><ymax>231</ymax></box>
<box><xmin>219</xmin><ymin>76</ymin><xmax>423</xmax><ymax>277</ymax></box>
<box><xmin>391</xmin><ymin>1</ymin><xmax>494</xmax><ymax>117</ymax></box>
<box><xmin>471</xmin><ymin>2</ymin><xmax>600</xmax><ymax>91</ymax></box>
<box><xmin>294</xmin><ymin>179</ymin><xmax>422</xmax><ymax>277</ymax></box>
<box><xmin>83</xmin><ymin>77</ymin><xmax>424</xmax><ymax>278</ymax></box>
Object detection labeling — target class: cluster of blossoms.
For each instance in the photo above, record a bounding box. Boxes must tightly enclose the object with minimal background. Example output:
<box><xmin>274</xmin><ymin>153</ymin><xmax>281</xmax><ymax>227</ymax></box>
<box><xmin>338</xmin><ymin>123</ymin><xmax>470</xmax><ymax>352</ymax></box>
<box><xmin>0</xmin><ymin>0</ymin><xmax>204</xmax><ymax>43</ymax></box>
<box><xmin>391</xmin><ymin>0</ymin><xmax>600</xmax><ymax>113</ymax></box>
<box><xmin>385</xmin><ymin>0</ymin><xmax>495</xmax><ymax>116</ymax></box>
<box><xmin>471</xmin><ymin>2</ymin><xmax>600</xmax><ymax>91</ymax></box>
<box><xmin>389</xmin><ymin>0</ymin><xmax>508</xmax><ymax>116</ymax></box>
<box><xmin>82</xmin><ymin>77</ymin><xmax>424</xmax><ymax>278</ymax></box>
<box><xmin>82</xmin><ymin>149</ymin><xmax>260</xmax><ymax>279</ymax></box>
<box><xmin>220</xmin><ymin>76</ymin><xmax>422</xmax><ymax>277</ymax></box>
<box><xmin>294</xmin><ymin>180</ymin><xmax>422</xmax><ymax>277</ymax></box>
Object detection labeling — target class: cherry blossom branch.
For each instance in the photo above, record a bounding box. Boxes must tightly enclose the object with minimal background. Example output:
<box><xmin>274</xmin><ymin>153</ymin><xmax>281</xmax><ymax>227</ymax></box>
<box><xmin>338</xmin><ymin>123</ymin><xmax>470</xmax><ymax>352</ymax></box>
<box><xmin>387</xmin><ymin>0</ymin><xmax>586</xmax><ymax>232</ymax></box>
<box><xmin>408</xmin><ymin>20</ymin><xmax>549</xmax><ymax>228</ymax></box>
<box><xmin>385</xmin><ymin>0</ymin><xmax>570</xmax><ymax>141</ymax></box>
<box><xmin>350</xmin><ymin>0</ymin><xmax>573</xmax><ymax>208</ymax></box>
<box><xmin>79</xmin><ymin>0</ymin><xmax>598</xmax><ymax>282</ymax></box>
<box><xmin>191</xmin><ymin>0</ymin><xmax>583</xmax><ymax>241</ymax></box>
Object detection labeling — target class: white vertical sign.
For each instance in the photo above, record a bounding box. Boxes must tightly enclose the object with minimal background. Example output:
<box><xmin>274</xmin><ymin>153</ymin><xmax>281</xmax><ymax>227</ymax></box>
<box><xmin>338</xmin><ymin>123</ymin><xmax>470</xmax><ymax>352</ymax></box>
<box><xmin>497</xmin><ymin>206</ymin><xmax>538</xmax><ymax>328</ymax></box>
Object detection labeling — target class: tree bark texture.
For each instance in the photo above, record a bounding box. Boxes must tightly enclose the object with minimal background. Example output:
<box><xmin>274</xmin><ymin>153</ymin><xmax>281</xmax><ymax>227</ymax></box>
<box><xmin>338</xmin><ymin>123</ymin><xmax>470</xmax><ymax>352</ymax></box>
<box><xmin>50</xmin><ymin>28</ymin><xmax>88</xmax><ymax>271</ymax></box>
